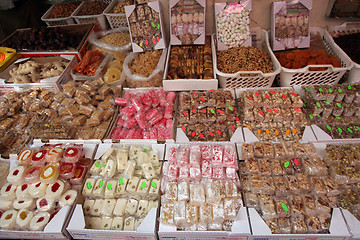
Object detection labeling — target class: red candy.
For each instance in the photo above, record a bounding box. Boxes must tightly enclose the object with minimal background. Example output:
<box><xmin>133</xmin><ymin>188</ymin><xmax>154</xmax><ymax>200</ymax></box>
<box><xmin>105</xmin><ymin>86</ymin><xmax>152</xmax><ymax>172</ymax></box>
<box><xmin>59</xmin><ymin>162</ymin><xmax>75</xmax><ymax>179</ymax></box>
<box><xmin>132</xmin><ymin>98</ymin><xmax>143</xmax><ymax>112</ymax></box>
<box><xmin>114</xmin><ymin>97</ymin><xmax>128</xmax><ymax>106</ymax></box>
<box><xmin>32</xmin><ymin>150</ymin><xmax>47</xmax><ymax>166</ymax></box>
<box><xmin>166</xmin><ymin>92</ymin><xmax>176</xmax><ymax>103</ymax></box>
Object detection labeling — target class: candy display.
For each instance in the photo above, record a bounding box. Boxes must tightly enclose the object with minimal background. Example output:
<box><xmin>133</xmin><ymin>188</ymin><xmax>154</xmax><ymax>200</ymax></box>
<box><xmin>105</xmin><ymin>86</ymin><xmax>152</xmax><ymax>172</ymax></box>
<box><xmin>271</xmin><ymin>0</ymin><xmax>311</xmax><ymax>51</ymax></box>
<box><xmin>275</xmin><ymin>49</ymin><xmax>341</xmax><ymax>70</ymax></box>
<box><xmin>126</xmin><ymin>2</ymin><xmax>164</xmax><ymax>51</ymax></box>
<box><xmin>46</xmin><ymin>2</ymin><xmax>80</xmax><ymax>19</ymax></box>
<box><xmin>7</xmin><ymin>58</ymin><xmax>69</xmax><ymax>83</ymax></box>
<box><xmin>0</xmin><ymin>143</ymin><xmax>90</xmax><ymax>231</ymax></box>
<box><xmin>112</xmin><ymin>89</ymin><xmax>175</xmax><ymax>140</ymax></box>
<box><xmin>0</xmin><ymin>79</ymin><xmax>116</xmax><ymax>142</ymax></box>
<box><xmin>240</xmin><ymin>141</ymin><xmax>338</xmax><ymax>234</ymax></box>
<box><xmin>215</xmin><ymin>0</ymin><xmax>251</xmax><ymax>50</ymax></box>
<box><xmin>240</xmin><ymin>88</ymin><xmax>308</xmax><ymax>141</ymax></box>
<box><xmin>178</xmin><ymin>90</ymin><xmax>240</xmax><ymax>141</ymax></box>
<box><xmin>167</xmin><ymin>36</ymin><xmax>213</xmax><ymax>79</ymax></box>
<box><xmin>216</xmin><ymin>46</ymin><xmax>273</xmax><ymax>73</ymax></box>
<box><xmin>82</xmin><ymin>145</ymin><xmax>161</xmax><ymax>231</ymax></box>
<box><xmin>160</xmin><ymin>144</ymin><xmax>241</xmax><ymax>231</ymax></box>
<box><xmin>170</xmin><ymin>0</ymin><xmax>205</xmax><ymax>45</ymax></box>
<box><xmin>302</xmin><ymin>83</ymin><xmax>360</xmax><ymax>139</ymax></box>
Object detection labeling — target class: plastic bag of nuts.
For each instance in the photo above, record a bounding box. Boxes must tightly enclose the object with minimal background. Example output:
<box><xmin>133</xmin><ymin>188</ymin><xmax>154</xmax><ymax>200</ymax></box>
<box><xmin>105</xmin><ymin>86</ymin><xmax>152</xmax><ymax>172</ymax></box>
<box><xmin>121</xmin><ymin>49</ymin><xmax>166</xmax><ymax>87</ymax></box>
<box><xmin>215</xmin><ymin>0</ymin><xmax>252</xmax><ymax>50</ymax></box>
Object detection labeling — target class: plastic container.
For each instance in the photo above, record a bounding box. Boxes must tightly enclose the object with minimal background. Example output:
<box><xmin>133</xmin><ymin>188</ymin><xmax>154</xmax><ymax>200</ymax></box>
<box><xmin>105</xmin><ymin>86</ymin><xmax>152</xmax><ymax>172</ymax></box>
<box><xmin>104</xmin><ymin>0</ymin><xmax>129</xmax><ymax>28</ymax></box>
<box><xmin>328</xmin><ymin>22</ymin><xmax>360</xmax><ymax>84</ymax></box>
<box><xmin>41</xmin><ymin>3</ymin><xmax>79</xmax><ymax>26</ymax></box>
<box><xmin>72</xmin><ymin>0</ymin><xmax>111</xmax><ymax>31</ymax></box>
<box><xmin>278</xmin><ymin>27</ymin><xmax>353</xmax><ymax>87</ymax></box>
<box><xmin>213</xmin><ymin>29</ymin><xmax>281</xmax><ymax>88</ymax></box>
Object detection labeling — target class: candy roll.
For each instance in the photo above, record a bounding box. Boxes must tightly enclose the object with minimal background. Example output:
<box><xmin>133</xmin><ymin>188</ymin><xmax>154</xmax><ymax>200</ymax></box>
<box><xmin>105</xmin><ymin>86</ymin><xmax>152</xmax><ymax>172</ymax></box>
<box><xmin>132</xmin><ymin>98</ymin><xmax>143</xmax><ymax>112</ymax></box>
<box><xmin>45</xmin><ymin>180</ymin><xmax>67</xmax><ymax>200</ymax></box>
<box><xmin>123</xmin><ymin>117</ymin><xmax>138</xmax><ymax>129</ymax></box>
<box><xmin>0</xmin><ymin>210</ymin><xmax>18</xmax><ymax>229</ymax></box>
<box><xmin>7</xmin><ymin>165</ymin><xmax>26</xmax><ymax>184</ymax></box>
<box><xmin>140</xmin><ymin>92</ymin><xmax>152</xmax><ymax>106</ymax></box>
<box><xmin>148</xmin><ymin>90</ymin><xmax>159</xmax><ymax>108</ymax></box>
<box><xmin>36</xmin><ymin>197</ymin><xmax>55</xmax><ymax>212</ymax></box>
<box><xmin>59</xmin><ymin>189</ymin><xmax>78</xmax><ymax>208</ymax></box>
<box><xmin>135</xmin><ymin>113</ymin><xmax>149</xmax><ymax>129</ymax></box>
<box><xmin>31</xmin><ymin>150</ymin><xmax>48</xmax><ymax>166</ymax></box>
<box><xmin>120</xmin><ymin>105</ymin><xmax>137</xmax><ymax>118</ymax></box>
<box><xmin>40</xmin><ymin>164</ymin><xmax>59</xmax><ymax>184</ymax></box>
<box><xmin>45</xmin><ymin>146</ymin><xmax>63</xmax><ymax>163</ymax></box>
<box><xmin>0</xmin><ymin>183</ymin><xmax>17</xmax><ymax>200</ymax></box>
<box><xmin>16</xmin><ymin>209</ymin><xmax>34</xmax><ymax>228</ymax></box>
<box><xmin>16</xmin><ymin>183</ymin><xmax>31</xmax><ymax>200</ymax></box>
<box><xmin>164</xmin><ymin>103</ymin><xmax>173</xmax><ymax>119</ymax></box>
<box><xmin>29</xmin><ymin>212</ymin><xmax>50</xmax><ymax>231</ymax></box>
<box><xmin>24</xmin><ymin>166</ymin><xmax>43</xmax><ymax>183</ymax></box>
<box><xmin>29</xmin><ymin>181</ymin><xmax>47</xmax><ymax>198</ymax></box>
<box><xmin>114</xmin><ymin>97</ymin><xmax>128</xmax><ymax>106</ymax></box>
<box><xmin>59</xmin><ymin>162</ymin><xmax>75</xmax><ymax>180</ymax></box>
<box><xmin>63</xmin><ymin>146</ymin><xmax>83</xmax><ymax>163</ymax></box>
<box><xmin>13</xmin><ymin>199</ymin><xmax>36</xmax><ymax>210</ymax></box>
<box><xmin>0</xmin><ymin>199</ymin><xmax>12</xmax><ymax>210</ymax></box>
<box><xmin>166</xmin><ymin>92</ymin><xmax>176</xmax><ymax>103</ymax></box>
<box><xmin>77</xmin><ymin>158</ymin><xmax>91</xmax><ymax>169</ymax></box>
<box><xmin>17</xmin><ymin>149</ymin><xmax>34</xmax><ymax>164</ymax></box>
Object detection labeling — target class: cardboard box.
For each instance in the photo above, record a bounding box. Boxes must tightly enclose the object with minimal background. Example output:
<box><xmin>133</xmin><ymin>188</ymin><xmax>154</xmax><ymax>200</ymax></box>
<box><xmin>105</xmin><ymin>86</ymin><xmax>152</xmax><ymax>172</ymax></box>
<box><xmin>163</xmin><ymin>43</ymin><xmax>218</xmax><ymax>91</ymax></box>
<box><xmin>271</xmin><ymin>0</ymin><xmax>312</xmax><ymax>51</ymax></box>
<box><xmin>169</xmin><ymin>0</ymin><xmax>206</xmax><ymax>45</ymax></box>
<box><xmin>0</xmin><ymin>140</ymin><xmax>97</xmax><ymax>239</ymax></box>
<box><xmin>214</xmin><ymin>0</ymin><xmax>252</xmax><ymax>51</ymax></box>
<box><xmin>0</xmin><ymin>24</ymin><xmax>96</xmax><ymax>61</ymax></box>
<box><xmin>66</xmin><ymin>142</ymin><xmax>165</xmax><ymax>239</ymax></box>
<box><xmin>0</xmin><ymin>55</ymin><xmax>77</xmax><ymax>94</ymax></box>
<box><xmin>249</xmin><ymin>208</ymin><xmax>351</xmax><ymax>240</ymax></box>
<box><xmin>125</xmin><ymin>1</ymin><xmax>166</xmax><ymax>52</ymax></box>
<box><xmin>342</xmin><ymin>209</ymin><xmax>360</xmax><ymax>240</ymax></box>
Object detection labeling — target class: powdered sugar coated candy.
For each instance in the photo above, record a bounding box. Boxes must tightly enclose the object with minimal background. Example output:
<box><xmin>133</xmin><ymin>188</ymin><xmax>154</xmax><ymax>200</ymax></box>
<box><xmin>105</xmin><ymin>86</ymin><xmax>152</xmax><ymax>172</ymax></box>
<box><xmin>31</xmin><ymin>150</ymin><xmax>47</xmax><ymax>166</ymax></box>
<box><xmin>201</xmin><ymin>145</ymin><xmax>212</xmax><ymax>160</ymax></box>
<box><xmin>166</xmin><ymin>92</ymin><xmax>176</xmax><ymax>103</ymax></box>
<box><xmin>132</xmin><ymin>98</ymin><xmax>143</xmax><ymax>112</ymax></box>
<box><xmin>225</xmin><ymin>167</ymin><xmax>237</xmax><ymax>180</ymax></box>
<box><xmin>190</xmin><ymin>166</ymin><xmax>201</xmax><ymax>182</ymax></box>
<box><xmin>167</xmin><ymin>161</ymin><xmax>178</xmax><ymax>182</ymax></box>
<box><xmin>164</xmin><ymin>103</ymin><xmax>173</xmax><ymax>119</ymax></box>
<box><xmin>212</xmin><ymin>145</ymin><xmax>224</xmax><ymax>166</ymax></box>
<box><xmin>201</xmin><ymin>159</ymin><xmax>212</xmax><ymax>179</ymax></box>
<box><xmin>212</xmin><ymin>166</ymin><xmax>225</xmax><ymax>180</ymax></box>
<box><xmin>46</xmin><ymin>146</ymin><xmax>63</xmax><ymax>163</ymax></box>
<box><xmin>169</xmin><ymin>147</ymin><xmax>178</xmax><ymax>162</ymax></box>
<box><xmin>63</xmin><ymin>146</ymin><xmax>82</xmax><ymax>163</ymax></box>
<box><xmin>17</xmin><ymin>149</ymin><xmax>34</xmax><ymax>164</ymax></box>
<box><xmin>177</xmin><ymin>147</ymin><xmax>190</xmax><ymax>166</ymax></box>
<box><xmin>223</xmin><ymin>145</ymin><xmax>237</xmax><ymax>168</ymax></box>
<box><xmin>189</xmin><ymin>145</ymin><xmax>201</xmax><ymax>168</ymax></box>
<box><xmin>178</xmin><ymin>166</ymin><xmax>190</xmax><ymax>181</ymax></box>
<box><xmin>115</xmin><ymin>97</ymin><xmax>128</xmax><ymax>106</ymax></box>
